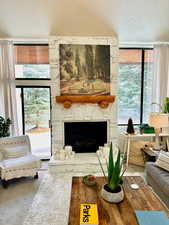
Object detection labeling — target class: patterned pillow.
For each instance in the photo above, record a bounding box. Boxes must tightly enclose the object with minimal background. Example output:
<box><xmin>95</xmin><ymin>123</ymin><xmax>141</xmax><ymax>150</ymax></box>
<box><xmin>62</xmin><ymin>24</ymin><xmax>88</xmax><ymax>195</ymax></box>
<box><xmin>3</xmin><ymin>146</ymin><xmax>28</xmax><ymax>159</ymax></box>
<box><xmin>155</xmin><ymin>151</ymin><xmax>169</xmax><ymax>172</ymax></box>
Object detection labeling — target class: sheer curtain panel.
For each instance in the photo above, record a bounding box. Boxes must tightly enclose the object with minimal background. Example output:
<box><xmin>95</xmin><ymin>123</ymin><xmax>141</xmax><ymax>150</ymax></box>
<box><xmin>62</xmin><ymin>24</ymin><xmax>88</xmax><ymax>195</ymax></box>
<box><xmin>152</xmin><ymin>44</ymin><xmax>169</xmax><ymax>112</ymax></box>
<box><xmin>0</xmin><ymin>40</ymin><xmax>18</xmax><ymax>135</ymax></box>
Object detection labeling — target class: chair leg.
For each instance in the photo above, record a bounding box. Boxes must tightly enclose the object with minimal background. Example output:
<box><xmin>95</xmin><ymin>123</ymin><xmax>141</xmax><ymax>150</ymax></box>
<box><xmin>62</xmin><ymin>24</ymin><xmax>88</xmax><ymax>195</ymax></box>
<box><xmin>2</xmin><ymin>179</ymin><xmax>8</xmax><ymax>189</ymax></box>
<box><xmin>34</xmin><ymin>172</ymin><xmax>38</xmax><ymax>179</ymax></box>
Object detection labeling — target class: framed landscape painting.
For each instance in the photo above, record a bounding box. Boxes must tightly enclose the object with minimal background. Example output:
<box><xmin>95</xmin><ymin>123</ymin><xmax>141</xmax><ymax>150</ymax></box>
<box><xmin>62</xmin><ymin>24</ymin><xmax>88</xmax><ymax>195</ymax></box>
<box><xmin>59</xmin><ymin>44</ymin><xmax>110</xmax><ymax>96</ymax></box>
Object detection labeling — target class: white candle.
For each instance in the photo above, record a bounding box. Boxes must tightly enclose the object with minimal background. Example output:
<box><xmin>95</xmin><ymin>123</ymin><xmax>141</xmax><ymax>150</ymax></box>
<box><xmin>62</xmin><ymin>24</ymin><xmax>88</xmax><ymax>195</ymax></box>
<box><xmin>65</xmin><ymin>146</ymin><xmax>72</xmax><ymax>152</ymax></box>
<box><xmin>60</xmin><ymin>150</ymin><xmax>65</xmax><ymax>160</ymax></box>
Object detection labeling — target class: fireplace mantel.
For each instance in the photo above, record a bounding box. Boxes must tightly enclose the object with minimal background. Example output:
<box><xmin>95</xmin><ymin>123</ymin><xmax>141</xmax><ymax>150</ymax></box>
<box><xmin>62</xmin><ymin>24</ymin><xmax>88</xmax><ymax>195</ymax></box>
<box><xmin>56</xmin><ymin>95</ymin><xmax>116</xmax><ymax>108</ymax></box>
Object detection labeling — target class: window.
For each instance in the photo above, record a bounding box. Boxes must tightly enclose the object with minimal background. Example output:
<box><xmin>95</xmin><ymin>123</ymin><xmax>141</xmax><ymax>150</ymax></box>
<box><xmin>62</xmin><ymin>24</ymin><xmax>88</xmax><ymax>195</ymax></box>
<box><xmin>14</xmin><ymin>44</ymin><xmax>51</xmax><ymax>159</ymax></box>
<box><xmin>16</xmin><ymin>87</ymin><xmax>51</xmax><ymax>159</ymax></box>
<box><xmin>143</xmin><ymin>50</ymin><xmax>154</xmax><ymax>122</ymax></box>
<box><xmin>118</xmin><ymin>48</ymin><xmax>153</xmax><ymax>125</ymax></box>
<box><xmin>14</xmin><ymin>44</ymin><xmax>50</xmax><ymax>79</ymax></box>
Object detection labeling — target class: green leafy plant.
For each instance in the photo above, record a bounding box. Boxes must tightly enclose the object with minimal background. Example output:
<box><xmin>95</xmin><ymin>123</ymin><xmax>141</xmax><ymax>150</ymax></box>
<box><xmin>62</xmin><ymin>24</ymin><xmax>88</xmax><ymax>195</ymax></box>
<box><xmin>82</xmin><ymin>175</ymin><xmax>96</xmax><ymax>186</ymax></box>
<box><xmin>0</xmin><ymin>116</ymin><xmax>12</xmax><ymax>138</ymax></box>
<box><xmin>97</xmin><ymin>143</ymin><xmax>126</xmax><ymax>191</ymax></box>
<box><xmin>163</xmin><ymin>97</ymin><xmax>169</xmax><ymax>113</ymax></box>
<box><xmin>151</xmin><ymin>97</ymin><xmax>169</xmax><ymax>113</ymax></box>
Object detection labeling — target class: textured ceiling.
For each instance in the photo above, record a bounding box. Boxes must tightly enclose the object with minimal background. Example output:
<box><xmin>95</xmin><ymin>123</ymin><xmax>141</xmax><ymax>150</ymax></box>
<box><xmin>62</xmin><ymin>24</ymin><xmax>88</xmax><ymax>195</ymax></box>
<box><xmin>0</xmin><ymin>0</ymin><xmax>169</xmax><ymax>42</ymax></box>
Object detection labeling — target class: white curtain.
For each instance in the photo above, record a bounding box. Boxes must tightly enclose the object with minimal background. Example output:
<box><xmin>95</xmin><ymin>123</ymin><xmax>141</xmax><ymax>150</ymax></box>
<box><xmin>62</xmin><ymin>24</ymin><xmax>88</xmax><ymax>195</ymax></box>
<box><xmin>0</xmin><ymin>40</ymin><xmax>19</xmax><ymax>136</ymax></box>
<box><xmin>152</xmin><ymin>44</ymin><xmax>169</xmax><ymax>112</ymax></box>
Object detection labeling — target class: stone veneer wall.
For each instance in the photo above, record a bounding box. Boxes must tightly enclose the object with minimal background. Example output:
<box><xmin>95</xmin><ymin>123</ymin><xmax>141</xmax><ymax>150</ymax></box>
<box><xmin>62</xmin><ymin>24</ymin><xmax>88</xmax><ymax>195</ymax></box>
<box><xmin>49</xmin><ymin>36</ymin><xmax>119</xmax><ymax>154</ymax></box>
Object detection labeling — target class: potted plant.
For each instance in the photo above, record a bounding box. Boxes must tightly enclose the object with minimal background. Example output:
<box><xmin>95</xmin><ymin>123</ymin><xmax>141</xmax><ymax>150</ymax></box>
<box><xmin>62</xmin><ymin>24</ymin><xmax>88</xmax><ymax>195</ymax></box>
<box><xmin>82</xmin><ymin>174</ymin><xmax>96</xmax><ymax>186</ymax></box>
<box><xmin>163</xmin><ymin>97</ymin><xmax>169</xmax><ymax>113</ymax></box>
<box><xmin>97</xmin><ymin>143</ymin><xmax>126</xmax><ymax>203</ymax></box>
<box><xmin>151</xmin><ymin>98</ymin><xmax>169</xmax><ymax>134</ymax></box>
<box><xmin>0</xmin><ymin>116</ymin><xmax>12</xmax><ymax>138</ymax></box>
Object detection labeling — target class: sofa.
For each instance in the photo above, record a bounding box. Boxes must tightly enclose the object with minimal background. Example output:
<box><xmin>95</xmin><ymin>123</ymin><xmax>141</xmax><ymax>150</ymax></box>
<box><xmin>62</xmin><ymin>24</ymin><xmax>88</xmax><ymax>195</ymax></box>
<box><xmin>146</xmin><ymin>162</ymin><xmax>169</xmax><ymax>208</ymax></box>
<box><xmin>0</xmin><ymin>135</ymin><xmax>41</xmax><ymax>188</ymax></box>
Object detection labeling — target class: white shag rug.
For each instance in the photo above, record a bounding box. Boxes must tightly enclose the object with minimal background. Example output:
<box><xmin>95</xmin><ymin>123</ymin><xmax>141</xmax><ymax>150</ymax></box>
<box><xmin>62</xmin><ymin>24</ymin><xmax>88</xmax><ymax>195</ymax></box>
<box><xmin>0</xmin><ymin>171</ymin><xmax>46</xmax><ymax>225</ymax></box>
<box><xmin>22</xmin><ymin>173</ymin><xmax>72</xmax><ymax>225</ymax></box>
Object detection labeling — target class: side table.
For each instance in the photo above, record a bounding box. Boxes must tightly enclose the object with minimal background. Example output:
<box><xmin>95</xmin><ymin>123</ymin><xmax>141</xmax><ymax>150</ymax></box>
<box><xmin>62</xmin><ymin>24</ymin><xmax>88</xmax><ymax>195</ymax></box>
<box><xmin>121</xmin><ymin>133</ymin><xmax>169</xmax><ymax>167</ymax></box>
<box><xmin>141</xmin><ymin>147</ymin><xmax>159</xmax><ymax>163</ymax></box>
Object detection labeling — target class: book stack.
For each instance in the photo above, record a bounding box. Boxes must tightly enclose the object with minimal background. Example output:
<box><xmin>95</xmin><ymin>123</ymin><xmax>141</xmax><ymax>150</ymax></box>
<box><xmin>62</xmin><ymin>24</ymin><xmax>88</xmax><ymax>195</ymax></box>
<box><xmin>135</xmin><ymin>210</ymin><xmax>169</xmax><ymax>225</ymax></box>
<box><xmin>80</xmin><ymin>204</ymin><xmax>99</xmax><ymax>225</ymax></box>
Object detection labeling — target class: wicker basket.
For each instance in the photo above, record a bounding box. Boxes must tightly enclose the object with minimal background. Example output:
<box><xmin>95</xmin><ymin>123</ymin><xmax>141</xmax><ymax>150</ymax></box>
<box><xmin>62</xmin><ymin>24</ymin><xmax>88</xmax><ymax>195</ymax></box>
<box><xmin>129</xmin><ymin>141</ymin><xmax>155</xmax><ymax>166</ymax></box>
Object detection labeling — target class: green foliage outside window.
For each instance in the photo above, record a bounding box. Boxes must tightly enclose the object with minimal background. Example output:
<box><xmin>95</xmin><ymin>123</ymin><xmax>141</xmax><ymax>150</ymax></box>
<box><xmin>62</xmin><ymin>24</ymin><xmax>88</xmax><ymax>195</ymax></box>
<box><xmin>24</xmin><ymin>88</ymin><xmax>50</xmax><ymax>129</ymax></box>
<box><xmin>118</xmin><ymin>63</ymin><xmax>153</xmax><ymax>124</ymax></box>
<box><xmin>118</xmin><ymin>63</ymin><xmax>141</xmax><ymax>124</ymax></box>
<box><xmin>15</xmin><ymin>64</ymin><xmax>50</xmax><ymax>79</ymax></box>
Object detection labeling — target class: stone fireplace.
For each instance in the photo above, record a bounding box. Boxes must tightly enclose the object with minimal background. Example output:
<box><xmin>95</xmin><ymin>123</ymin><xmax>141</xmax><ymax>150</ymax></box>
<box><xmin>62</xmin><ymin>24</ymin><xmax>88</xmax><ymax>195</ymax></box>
<box><xmin>49</xmin><ymin>36</ymin><xmax>118</xmax><ymax>154</ymax></box>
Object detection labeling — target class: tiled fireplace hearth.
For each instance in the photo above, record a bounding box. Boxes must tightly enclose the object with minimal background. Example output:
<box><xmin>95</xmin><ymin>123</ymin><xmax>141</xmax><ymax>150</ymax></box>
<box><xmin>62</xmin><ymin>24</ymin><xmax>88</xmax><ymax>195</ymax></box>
<box><xmin>49</xmin><ymin>36</ymin><xmax>119</xmax><ymax>156</ymax></box>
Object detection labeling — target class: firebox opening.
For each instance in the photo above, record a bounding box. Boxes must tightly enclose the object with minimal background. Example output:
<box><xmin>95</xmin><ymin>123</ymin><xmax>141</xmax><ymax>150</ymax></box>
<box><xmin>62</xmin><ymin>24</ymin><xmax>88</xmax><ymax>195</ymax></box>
<box><xmin>64</xmin><ymin>121</ymin><xmax>107</xmax><ymax>153</ymax></box>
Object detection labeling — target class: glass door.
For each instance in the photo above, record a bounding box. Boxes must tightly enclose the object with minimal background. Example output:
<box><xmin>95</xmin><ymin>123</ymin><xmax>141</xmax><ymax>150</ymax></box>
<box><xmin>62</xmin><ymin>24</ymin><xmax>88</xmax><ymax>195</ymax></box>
<box><xmin>16</xmin><ymin>87</ymin><xmax>51</xmax><ymax>159</ymax></box>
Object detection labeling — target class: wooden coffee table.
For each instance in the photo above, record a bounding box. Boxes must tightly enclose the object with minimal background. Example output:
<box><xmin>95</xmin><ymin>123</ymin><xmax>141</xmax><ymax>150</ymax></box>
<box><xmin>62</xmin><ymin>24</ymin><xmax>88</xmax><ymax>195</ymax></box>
<box><xmin>68</xmin><ymin>176</ymin><xmax>169</xmax><ymax>225</ymax></box>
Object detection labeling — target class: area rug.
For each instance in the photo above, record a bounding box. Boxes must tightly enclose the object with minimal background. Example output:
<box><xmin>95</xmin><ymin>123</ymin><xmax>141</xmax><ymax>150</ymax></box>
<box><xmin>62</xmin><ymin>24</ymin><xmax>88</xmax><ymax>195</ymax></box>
<box><xmin>22</xmin><ymin>173</ymin><xmax>72</xmax><ymax>225</ymax></box>
<box><xmin>0</xmin><ymin>170</ymin><xmax>46</xmax><ymax>225</ymax></box>
<box><xmin>22</xmin><ymin>166</ymin><xmax>145</xmax><ymax>225</ymax></box>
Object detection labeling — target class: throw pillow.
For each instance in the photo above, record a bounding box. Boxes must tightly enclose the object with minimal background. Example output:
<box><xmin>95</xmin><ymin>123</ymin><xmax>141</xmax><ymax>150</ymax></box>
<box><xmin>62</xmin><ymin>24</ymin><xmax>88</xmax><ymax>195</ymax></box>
<box><xmin>155</xmin><ymin>151</ymin><xmax>169</xmax><ymax>172</ymax></box>
<box><xmin>3</xmin><ymin>146</ymin><xmax>28</xmax><ymax>159</ymax></box>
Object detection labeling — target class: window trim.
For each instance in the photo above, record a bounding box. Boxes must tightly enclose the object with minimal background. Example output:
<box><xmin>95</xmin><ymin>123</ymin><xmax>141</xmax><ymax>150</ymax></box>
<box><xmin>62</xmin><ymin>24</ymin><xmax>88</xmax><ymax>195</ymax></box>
<box><xmin>118</xmin><ymin>47</ymin><xmax>153</xmax><ymax>126</ymax></box>
<box><xmin>15</xmin><ymin>78</ymin><xmax>51</xmax><ymax>81</ymax></box>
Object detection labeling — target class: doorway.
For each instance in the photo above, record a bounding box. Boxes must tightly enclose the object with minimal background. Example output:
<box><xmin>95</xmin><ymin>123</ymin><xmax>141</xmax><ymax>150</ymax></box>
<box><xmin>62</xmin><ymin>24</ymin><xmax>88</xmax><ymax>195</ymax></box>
<box><xmin>16</xmin><ymin>86</ymin><xmax>51</xmax><ymax>159</ymax></box>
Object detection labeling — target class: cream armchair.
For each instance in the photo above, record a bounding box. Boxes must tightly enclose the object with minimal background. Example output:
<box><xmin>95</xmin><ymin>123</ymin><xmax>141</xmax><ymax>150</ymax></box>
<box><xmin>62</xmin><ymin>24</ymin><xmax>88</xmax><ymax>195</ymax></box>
<box><xmin>0</xmin><ymin>135</ymin><xmax>41</xmax><ymax>188</ymax></box>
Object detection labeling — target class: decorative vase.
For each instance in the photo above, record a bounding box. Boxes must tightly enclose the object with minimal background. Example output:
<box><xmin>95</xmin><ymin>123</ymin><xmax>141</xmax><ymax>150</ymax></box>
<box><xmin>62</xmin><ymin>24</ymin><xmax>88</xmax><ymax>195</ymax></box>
<box><xmin>101</xmin><ymin>184</ymin><xmax>124</xmax><ymax>203</ymax></box>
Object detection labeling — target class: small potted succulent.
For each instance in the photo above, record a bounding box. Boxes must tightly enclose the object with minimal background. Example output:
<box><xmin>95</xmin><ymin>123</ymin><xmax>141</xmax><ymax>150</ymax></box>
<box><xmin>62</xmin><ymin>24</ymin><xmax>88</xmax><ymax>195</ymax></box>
<box><xmin>83</xmin><ymin>175</ymin><xmax>96</xmax><ymax>186</ymax></box>
<box><xmin>97</xmin><ymin>143</ymin><xmax>126</xmax><ymax>203</ymax></box>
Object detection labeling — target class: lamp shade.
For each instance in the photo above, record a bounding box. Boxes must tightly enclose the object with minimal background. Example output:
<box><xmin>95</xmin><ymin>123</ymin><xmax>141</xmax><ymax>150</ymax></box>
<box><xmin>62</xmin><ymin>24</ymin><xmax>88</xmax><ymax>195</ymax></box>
<box><xmin>148</xmin><ymin>113</ymin><xmax>169</xmax><ymax>128</ymax></box>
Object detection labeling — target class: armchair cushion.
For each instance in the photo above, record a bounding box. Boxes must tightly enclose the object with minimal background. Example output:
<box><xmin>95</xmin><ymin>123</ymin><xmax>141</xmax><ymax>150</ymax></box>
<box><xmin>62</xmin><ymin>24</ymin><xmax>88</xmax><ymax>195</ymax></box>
<box><xmin>1</xmin><ymin>145</ymin><xmax>28</xmax><ymax>159</ymax></box>
<box><xmin>2</xmin><ymin>154</ymin><xmax>41</xmax><ymax>170</ymax></box>
<box><xmin>0</xmin><ymin>151</ymin><xmax>3</xmax><ymax>161</ymax></box>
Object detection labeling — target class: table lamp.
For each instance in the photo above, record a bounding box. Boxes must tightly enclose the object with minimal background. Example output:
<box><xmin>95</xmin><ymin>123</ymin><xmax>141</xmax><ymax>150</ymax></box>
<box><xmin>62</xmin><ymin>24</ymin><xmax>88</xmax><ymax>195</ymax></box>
<box><xmin>148</xmin><ymin>113</ymin><xmax>169</xmax><ymax>149</ymax></box>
